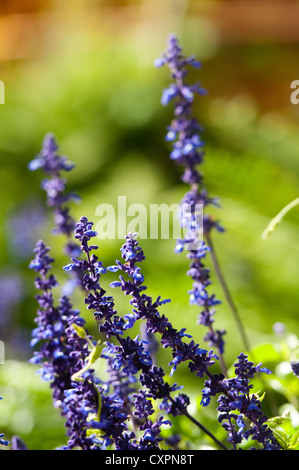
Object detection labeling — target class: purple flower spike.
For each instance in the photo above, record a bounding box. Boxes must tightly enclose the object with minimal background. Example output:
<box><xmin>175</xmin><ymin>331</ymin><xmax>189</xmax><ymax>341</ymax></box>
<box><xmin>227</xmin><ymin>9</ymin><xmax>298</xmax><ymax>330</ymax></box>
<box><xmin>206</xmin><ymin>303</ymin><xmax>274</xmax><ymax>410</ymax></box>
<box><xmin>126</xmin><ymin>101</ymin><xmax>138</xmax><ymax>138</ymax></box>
<box><xmin>29</xmin><ymin>134</ymin><xmax>81</xmax><ymax>263</ymax></box>
<box><xmin>156</xmin><ymin>35</ymin><xmax>225</xmax><ymax>355</ymax></box>
<box><xmin>29</xmin><ymin>240</ymin><xmax>104</xmax><ymax>450</ymax></box>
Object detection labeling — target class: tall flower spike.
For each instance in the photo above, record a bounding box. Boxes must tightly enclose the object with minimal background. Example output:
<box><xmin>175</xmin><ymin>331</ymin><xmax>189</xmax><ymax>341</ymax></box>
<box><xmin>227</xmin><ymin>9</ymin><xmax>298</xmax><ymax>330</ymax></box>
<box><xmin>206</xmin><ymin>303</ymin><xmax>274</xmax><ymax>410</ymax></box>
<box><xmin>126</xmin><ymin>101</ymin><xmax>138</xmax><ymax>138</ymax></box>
<box><xmin>29</xmin><ymin>134</ymin><xmax>84</xmax><ymax>296</ymax></box>
<box><xmin>155</xmin><ymin>34</ymin><xmax>223</xmax><ymax>234</ymax></box>
<box><xmin>29</xmin><ymin>240</ymin><xmax>105</xmax><ymax>450</ymax></box>
<box><xmin>217</xmin><ymin>354</ymin><xmax>277</xmax><ymax>450</ymax></box>
<box><xmin>29</xmin><ymin>133</ymin><xmax>81</xmax><ymax>258</ymax></box>
<box><xmin>156</xmin><ymin>35</ymin><xmax>227</xmax><ymax>364</ymax></box>
<box><xmin>156</xmin><ymin>35</ymin><xmax>250</xmax><ymax>354</ymax></box>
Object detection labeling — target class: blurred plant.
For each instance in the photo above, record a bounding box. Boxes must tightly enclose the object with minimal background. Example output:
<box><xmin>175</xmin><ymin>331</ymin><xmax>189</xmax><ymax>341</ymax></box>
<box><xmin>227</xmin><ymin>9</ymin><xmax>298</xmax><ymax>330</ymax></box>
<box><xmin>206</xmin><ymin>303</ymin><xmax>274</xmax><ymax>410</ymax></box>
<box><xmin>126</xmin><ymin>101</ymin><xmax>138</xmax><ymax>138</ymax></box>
<box><xmin>0</xmin><ymin>273</ymin><xmax>23</xmax><ymax>328</ymax></box>
<box><xmin>28</xmin><ymin>134</ymin><xmax>84</xmax><ymax>296</ymax></box>
<box><xmin>6</xmin><ymin>203</ymin><xmax>47</xmax><ymax>260</ymax></box>
<box><xmin>10</xmin><ymin>435</ymin><xmax>28</xmax><ymax>450</ymax></box>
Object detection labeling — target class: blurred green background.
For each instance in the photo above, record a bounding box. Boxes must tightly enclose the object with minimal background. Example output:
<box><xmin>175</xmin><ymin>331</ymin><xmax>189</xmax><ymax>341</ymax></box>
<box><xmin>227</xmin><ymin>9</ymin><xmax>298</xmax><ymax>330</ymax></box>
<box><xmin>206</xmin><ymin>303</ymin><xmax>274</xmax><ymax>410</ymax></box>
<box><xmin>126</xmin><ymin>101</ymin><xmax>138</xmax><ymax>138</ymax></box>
<box><xmin>1</xmin><ymin>0</ymin><xmax>299</xmax><ymax>450</ymax></box>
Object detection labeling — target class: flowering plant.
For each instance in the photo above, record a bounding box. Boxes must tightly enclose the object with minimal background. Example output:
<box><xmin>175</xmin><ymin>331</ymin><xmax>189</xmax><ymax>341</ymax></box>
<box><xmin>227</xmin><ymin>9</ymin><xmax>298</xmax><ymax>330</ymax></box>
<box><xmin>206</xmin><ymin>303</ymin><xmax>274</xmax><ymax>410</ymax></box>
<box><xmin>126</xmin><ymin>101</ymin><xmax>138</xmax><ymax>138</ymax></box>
<box><xmin>1</xmin><ymin>34</ymin><xmax>299</xmax><ymax>453</ymax></box>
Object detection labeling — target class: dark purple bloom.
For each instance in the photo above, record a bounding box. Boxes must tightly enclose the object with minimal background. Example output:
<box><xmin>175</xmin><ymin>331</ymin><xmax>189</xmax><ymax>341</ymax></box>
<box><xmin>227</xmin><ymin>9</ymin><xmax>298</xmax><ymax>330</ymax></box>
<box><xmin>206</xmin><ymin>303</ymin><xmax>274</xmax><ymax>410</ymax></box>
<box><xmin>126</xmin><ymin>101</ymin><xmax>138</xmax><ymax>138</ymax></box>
<box><xmin>63</xmin><ymin>217</ymin><xmax>279</xmax><ymax>450</ymax></box>
<box><xmin>291</xmin><ymin>361</ymin><xmax>299</xmax><ymax>377</ymax></box>
<box><xmin>113</xmin><ymin>233</ymin><xmax>218</xmax><ymax>380</ymax></box>
<box><xmin>132</xmin><ymin>389</ymin><xmax>172</xmax><ymax>449</ymax></box>
<box><xmin>155</xmin><ymin>35</ymin><xmax>218</xmax><ymax>227</ymax></box>
<box><xmin>10</xmin><ymin>435</ymin><xmax>28</xmax><ymax>450</ymax></box>
<box><xmin>202</xmin><ymin>353</ymin><xmax>278</xmax><ymax>450</ymax></box>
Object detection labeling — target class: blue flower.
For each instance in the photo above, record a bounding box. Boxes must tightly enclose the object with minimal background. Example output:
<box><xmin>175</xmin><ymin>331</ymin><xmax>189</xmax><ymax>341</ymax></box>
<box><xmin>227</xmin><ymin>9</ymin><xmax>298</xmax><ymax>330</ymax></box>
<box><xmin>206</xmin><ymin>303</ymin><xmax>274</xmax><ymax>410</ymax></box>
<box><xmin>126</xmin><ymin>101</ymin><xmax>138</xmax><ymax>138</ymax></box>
<box><xmin>291</xmin><ymin>361</ymin><xmax>299</xmax><ymax>377</ymax></box>
<box><xmin>29</xmin><ymin>134</ymin><xmax>77</xmax><ymax>239</ymax></box>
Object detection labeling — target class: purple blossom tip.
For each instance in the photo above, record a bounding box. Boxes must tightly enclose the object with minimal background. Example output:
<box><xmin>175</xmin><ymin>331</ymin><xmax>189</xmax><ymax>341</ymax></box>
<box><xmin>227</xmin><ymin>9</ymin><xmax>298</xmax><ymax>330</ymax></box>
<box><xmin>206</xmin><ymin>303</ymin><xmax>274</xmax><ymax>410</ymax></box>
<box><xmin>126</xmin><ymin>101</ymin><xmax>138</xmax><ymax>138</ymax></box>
<box><xmin>291</xmin><ymin>361</ymin><xmax>299</xmax><ymax>378</ymax></box>
<box><xmin>154</xmin><ymin>57</ymin><xmax>165</xmax><ymax>68</ymax></box>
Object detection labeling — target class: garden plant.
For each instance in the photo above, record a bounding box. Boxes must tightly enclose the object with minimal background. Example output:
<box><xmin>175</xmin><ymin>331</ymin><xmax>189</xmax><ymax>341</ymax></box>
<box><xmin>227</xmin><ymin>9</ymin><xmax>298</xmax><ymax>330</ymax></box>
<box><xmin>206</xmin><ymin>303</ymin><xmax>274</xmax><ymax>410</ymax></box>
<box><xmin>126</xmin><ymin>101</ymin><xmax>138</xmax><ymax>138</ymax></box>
<box><xmin>1</xmin><ymin>34</ymin><xmax>299</xmax><ymax>452</ymax></box>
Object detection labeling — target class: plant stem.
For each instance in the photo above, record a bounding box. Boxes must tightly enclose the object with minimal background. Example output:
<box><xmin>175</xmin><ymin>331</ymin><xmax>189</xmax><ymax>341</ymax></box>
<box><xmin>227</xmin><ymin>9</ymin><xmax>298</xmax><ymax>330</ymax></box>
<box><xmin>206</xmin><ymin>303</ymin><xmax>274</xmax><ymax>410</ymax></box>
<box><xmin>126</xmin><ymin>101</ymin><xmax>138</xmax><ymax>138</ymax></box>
<box><xmin>261</xmin><ymin>197</ymin><xmax>299</xmax><ymax>239</ymax></box>
<box><xmin>182</xmin><ymin>404</ymin><xmax>229</xmax><ymax>450</ymax></box>
<box><xmin>205</xmin><ymin>232</ymin><xmax>251</xmax><ymax>353</ymax></box>
<box><xmin>208</xmin><ymin>324</ymin><xmax>228</xmax><ymax>377</ymax></box>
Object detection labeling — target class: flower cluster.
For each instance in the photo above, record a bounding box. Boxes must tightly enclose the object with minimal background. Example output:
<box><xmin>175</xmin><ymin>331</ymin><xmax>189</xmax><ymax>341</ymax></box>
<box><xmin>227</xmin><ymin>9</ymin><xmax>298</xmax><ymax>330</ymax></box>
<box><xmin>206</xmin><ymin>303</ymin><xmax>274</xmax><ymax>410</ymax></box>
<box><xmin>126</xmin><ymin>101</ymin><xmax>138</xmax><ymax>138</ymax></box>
<box><xmin>105</xmin><ymin>231</ymin><xmax>280</xmax><ymax>450</ymax></box>
<box><xmin>202</xmin><ymin>353</ymin><xmax>280</xmax><ymax>450</ymax></box>
<box><xmin>0</xmin><ymin>434</ymin><xmax>9</xmax><ymax>448</ymax></box>
<box><xmin>66</xmin><ymin>217</ymin><xmax>279</xmax><ymax>449</ymax></box>
<box><xmin>28</xmin><ymin>190</ymin><xmax>281</xmax><ymax>450</ymax></box>
<box><xmin>64</xmin><ymin>218</ymin><xmax>196</xmax><ymax>449</ymax></box>
<box><xmin>110</xmin><ymin>232</ymin><xmax>217</xmax><ymax>381</ymax></box>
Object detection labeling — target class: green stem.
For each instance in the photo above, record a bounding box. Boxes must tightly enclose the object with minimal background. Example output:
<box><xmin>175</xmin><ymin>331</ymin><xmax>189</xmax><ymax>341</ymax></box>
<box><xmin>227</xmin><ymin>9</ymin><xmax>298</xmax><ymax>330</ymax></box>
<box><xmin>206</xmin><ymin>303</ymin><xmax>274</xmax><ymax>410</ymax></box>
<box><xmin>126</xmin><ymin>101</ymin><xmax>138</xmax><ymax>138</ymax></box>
<box><xmin>262</xmin><ymin>197</ymin><xmax>299</xmax><ymax>239</ymax></box>
<box><xmin>205</xmin><ymin>232</ymin><xmax>251</xmax><ymax>353</ymax></box>
<box><xmin>168</xmin><ymin>396</ymin><xmax>229</xmax><ymax>450</ymax></box>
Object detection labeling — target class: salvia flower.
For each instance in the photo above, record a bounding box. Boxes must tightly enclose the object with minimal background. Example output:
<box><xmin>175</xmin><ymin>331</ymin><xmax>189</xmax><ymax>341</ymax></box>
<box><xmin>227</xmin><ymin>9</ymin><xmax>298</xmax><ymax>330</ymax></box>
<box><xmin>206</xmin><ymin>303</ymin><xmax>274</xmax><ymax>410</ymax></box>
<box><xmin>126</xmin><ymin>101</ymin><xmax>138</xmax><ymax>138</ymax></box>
<box><xmin>65</xmin><ymin>219</ymin><xmax>213</xmax><ymax>448</ymax></box>
<box><xmin>155</xmin><ymin>34</ymin><xmax>222</xmax><ymax>233</ymax></box>
<box><xmin>113</xmin><ymin>233</ymin><xmax>218</xmax><ymax>380</ymax></box>
<box><xmin>202</xmin><ymin>353</ymin><xmax>279</xmax><ymax>450</ymax></box>
<box><xmin>0</xmin><ymin>434</ymin><xmax>9</xmax><ymax>448</ymax></box>
<box><xmin>29</xmin><ymin>134</ymin><xmax>81</xmax><ymax>260</ymax></box>
<box><xmin>29</xmin><ymin>240</ymin><xmax>103</xmax><ymax>449</ymax></box>
<box><xmin>132</xmin><ymin>390</ymin><xmax>171</xmax><ymax>449</ymax></box>
<box><xmin>156</xmin><ymin>34</ymin><xmax>226</xmax><ymax>359</ymax></box>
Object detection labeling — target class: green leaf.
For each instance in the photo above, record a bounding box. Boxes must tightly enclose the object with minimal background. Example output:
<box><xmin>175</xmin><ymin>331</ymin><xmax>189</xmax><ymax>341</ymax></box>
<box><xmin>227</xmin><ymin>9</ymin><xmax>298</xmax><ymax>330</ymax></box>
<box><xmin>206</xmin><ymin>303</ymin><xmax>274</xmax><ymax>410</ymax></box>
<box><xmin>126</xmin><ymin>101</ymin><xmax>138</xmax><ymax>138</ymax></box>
<box><xmin>72</xmin><ymin>323</ymin><xmax>88</xmax><ymax>339</ymax></box>
<box><xmin>89</xmin><ymin>340</ymin><xmax>103</xmax><ymax>365</ymax></box>
<box><xmin>248</xmin><ymin>342</ymin><xmax>281</xmax><ymax>363</ymax></box>
<box><xmin>71</xmin><ymin>340</ymin><xmax>103</xmax><ymax>381</ymax></box>
<box><xmin>96</xmin><ymin>387</ymin><xmax>102</xmax><ymax>422</ymax></box>
<box><xmin>289</xmin><ymin>431</ymin><xmax>299</xmax><ymax>449</ymax></box>
<box><xmin>252</xmin><ymin>391</ymin><xmax>266</xmax><ymax>402</ymax></box>
<box><xmin>271</xmin><ymin>429</ymin><xmax>289</xmax><ymax>450</ymax></box>
<box><xmin>267</xmin><ymin>415</ymin><xmax>290</xmax><ymax>427</ymax></box>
